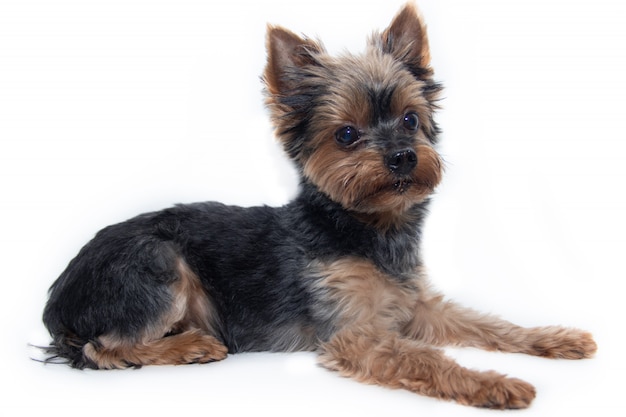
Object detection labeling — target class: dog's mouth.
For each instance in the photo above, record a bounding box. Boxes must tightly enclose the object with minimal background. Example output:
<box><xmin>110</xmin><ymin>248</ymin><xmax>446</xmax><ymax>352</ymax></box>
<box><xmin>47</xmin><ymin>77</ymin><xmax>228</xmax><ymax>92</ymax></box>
<box><xmin>353</xmin><ymin>178</ymin><xmax>416</xmax><ymax>207</ymax></box>
<box><xmin>393</xmin><ymin>178</ymin><xmax>413</xmax><ymax>194</ymax></box>
<box><xmin>349</xmin><ymin>167</ymin><xmax>441</xmax><ymax>213</ymax></box>
<box><xmin>360</xmin><ymin>179</ymin><xmax>414</xmax><ymax>201</ymax></box>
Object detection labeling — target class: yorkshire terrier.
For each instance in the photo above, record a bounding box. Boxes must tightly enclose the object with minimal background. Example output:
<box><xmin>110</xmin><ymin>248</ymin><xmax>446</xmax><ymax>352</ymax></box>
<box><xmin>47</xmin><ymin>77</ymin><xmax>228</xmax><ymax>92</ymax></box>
<box><xmin>42</xmin><ymin>2</ymin><xmax>597</xmax><ymax>409</ymax></box>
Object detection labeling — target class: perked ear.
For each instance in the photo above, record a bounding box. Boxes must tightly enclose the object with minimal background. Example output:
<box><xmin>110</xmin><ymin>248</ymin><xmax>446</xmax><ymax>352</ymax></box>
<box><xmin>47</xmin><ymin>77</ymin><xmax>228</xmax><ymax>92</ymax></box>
<box><xmin>380</xmin><ymin>2</ymin><xmax>432</xmax><ymax>78</ymax></box>
<box><xmin>264</xmin><ymin>26</ymin><xmax>324</xmax><ymax>96</ymax></box>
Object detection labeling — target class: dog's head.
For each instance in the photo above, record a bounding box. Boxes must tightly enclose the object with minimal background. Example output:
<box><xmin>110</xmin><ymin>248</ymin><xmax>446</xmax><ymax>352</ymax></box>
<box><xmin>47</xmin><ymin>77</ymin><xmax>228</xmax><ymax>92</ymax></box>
<box><xmin>264</xmin><ymin>2</ymin><xmax>443</xmax><ymax>224</ymax></box>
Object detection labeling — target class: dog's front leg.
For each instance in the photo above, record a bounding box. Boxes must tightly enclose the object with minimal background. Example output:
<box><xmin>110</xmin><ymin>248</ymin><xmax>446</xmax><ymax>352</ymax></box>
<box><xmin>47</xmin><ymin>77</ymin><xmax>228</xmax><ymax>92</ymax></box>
<box><xmin>405</xmin><ymin>286</ymin><xmax>597</xmax><ymax>359</ymax></box>
<box><xmin>317</xmin><ymin>325</ymin><xmax>536</xmax><ymax>409</ymax></box>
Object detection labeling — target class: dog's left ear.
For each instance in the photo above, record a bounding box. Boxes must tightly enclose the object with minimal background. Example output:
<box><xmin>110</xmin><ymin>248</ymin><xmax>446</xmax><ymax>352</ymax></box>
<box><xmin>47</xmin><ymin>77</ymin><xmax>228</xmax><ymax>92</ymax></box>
<box><xmin>379</xmin><ymin>2</ymin><xmax>432</xmax><ymax>78</ymax></box>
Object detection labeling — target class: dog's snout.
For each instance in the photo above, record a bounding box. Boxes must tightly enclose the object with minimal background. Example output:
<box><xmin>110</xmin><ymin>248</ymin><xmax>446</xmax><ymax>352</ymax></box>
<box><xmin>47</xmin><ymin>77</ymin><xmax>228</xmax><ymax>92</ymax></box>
<box><xmin>385</xmin><ymin>149</ymin><xmax>417</xmax><ymax>176</ymax></box>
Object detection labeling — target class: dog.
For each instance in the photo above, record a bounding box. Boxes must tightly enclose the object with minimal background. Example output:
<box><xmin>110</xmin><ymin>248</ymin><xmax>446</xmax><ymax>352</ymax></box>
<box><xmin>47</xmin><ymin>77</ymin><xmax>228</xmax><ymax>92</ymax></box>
<box><xmin>42</xmin><ymin>2</ymin><xmax>597</xmax><ymax>409</ymax></box>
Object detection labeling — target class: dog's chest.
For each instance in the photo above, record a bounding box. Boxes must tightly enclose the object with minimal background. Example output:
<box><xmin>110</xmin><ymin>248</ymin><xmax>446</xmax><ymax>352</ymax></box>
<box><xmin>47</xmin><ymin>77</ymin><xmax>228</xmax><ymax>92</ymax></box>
<box><xmin>308</xmin><ymin>257</ymin><xmax>419</xmax><ymax>335</ymax></box>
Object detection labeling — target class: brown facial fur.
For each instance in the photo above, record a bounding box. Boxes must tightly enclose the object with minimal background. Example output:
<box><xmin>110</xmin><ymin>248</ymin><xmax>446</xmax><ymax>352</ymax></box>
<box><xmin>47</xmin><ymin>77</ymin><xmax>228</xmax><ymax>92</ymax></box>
<box><xmin>303</xmin><ymin>142</ymin><xmax>442</xmax><ymax>217</ymax></box>
<box><xmin>264</xmin><ymin>32</ymin><xmax>443</xmax><ymax>226</ymax></box>
<box><xmin>300</xmin><ymin>52</ymin><xmax>443</xmax><ymax>217</ymax></box>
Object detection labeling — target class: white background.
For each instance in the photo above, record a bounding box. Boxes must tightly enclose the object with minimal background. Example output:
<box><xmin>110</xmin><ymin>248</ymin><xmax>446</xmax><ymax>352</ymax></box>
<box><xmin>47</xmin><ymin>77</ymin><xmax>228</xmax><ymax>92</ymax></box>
<box><xmin>1</xmin><ymin>0</ymin><xmax>625</xmax><ymax>415</ymax></box>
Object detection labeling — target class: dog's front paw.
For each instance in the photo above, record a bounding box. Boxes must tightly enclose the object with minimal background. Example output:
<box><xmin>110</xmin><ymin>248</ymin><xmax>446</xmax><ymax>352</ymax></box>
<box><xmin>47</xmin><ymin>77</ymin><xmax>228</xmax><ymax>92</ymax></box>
<box><xmin>456</xmin><ymin>373</ymin><xmax>536</xmax><ymax>410</ymax></box>
<box><xmin>530</xmin><ymin>327</ymin><xmax>597</xmax><ymax>359</ymax></box>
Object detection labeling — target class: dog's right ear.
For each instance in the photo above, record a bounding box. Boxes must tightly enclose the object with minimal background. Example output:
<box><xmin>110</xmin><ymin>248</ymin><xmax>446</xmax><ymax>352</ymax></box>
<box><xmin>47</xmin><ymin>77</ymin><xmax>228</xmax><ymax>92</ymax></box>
<box><xmin>264</xmin><ymin>26</ymin><xmax>324</xmax><ymax>95</ymax></box>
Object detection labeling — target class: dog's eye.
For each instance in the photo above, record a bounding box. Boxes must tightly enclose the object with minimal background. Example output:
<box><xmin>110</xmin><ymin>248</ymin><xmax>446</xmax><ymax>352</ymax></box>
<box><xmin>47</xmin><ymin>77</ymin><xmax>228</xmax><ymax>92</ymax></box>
<box><xmin>335</xmin><ymin>126</ymin><xmax>360</xmax><ymax>146</ymax></box>
<box><xmin>403</xmin><ymin>112</ymin><xmax>420</xmax><ymax>131</ymax></box>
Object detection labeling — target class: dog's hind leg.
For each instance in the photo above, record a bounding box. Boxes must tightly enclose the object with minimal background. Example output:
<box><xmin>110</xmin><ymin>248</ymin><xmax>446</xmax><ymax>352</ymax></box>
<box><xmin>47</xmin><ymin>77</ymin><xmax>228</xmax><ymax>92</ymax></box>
<box><xmin>44</xmin><ymin>243</ymin><xmax>228</xmax><ymax>369</ymax></box>
<box><xmin>81</xmin><ymin>258</ymin><xmax>227</xmax><ymax>369</ymax></box>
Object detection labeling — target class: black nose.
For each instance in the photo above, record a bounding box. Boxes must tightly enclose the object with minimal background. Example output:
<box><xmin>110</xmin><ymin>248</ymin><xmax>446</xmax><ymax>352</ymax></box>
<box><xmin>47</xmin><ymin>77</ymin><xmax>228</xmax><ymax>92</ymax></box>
<box><xmin>385</xmin><ymin>149</ymin><xmax>417</xmax><ymax>176</ymax></box>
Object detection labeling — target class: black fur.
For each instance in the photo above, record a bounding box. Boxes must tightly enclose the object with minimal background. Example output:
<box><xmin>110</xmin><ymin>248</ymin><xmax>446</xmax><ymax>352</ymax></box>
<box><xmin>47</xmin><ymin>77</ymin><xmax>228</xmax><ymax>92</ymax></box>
<box><xmin>43</xmin><ymin>179</ymin><xmax>429</xmax><ymax>366</ymax></box>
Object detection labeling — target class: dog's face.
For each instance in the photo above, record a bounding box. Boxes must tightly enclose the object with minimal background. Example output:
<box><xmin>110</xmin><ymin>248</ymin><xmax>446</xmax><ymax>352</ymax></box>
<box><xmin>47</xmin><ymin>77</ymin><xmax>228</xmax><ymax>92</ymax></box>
<box><xmin>264</xmin><ymin>3</ymin><xmax>443</xmax><ymax>221</ymax></box>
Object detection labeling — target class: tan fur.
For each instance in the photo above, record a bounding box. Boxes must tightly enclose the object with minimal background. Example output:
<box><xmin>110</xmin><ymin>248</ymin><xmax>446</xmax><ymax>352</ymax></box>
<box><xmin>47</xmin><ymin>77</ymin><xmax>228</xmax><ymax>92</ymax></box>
<box><xmin>83</xmin><ymin>329</ymin><xmax>227</xmax><ymax>369</ymax></box>
<box><xmin>303</xmin><ymin>139</ymin><xmax>442</xmax><ymax>222</ymax></box>
<box><xmin>313</xmin><ymin>258</ymin><xmax>418</xmax><ymax>330</ymax></box>
<box><xmin>318</xmin><ymin>327</ymin><xmax>537</xmax><ymax>409</ymax></box>
<box><xmin>168</xmin><ymin>259</ymin><xmax>221</xmax><ymax>336</ymax></box>
<box><xmin>314</xmin><ymin>258</ymin><xmax>596</xmax><ymax>408</ymax></box>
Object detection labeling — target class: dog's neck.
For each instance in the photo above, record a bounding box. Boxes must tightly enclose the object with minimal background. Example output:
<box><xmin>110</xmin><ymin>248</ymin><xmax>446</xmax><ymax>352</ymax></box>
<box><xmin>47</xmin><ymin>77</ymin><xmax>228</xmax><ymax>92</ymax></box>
<box><xmin>289</xmin><ymin>180</ymin><xmax>427</xmax><ymax>278</ymax></box>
